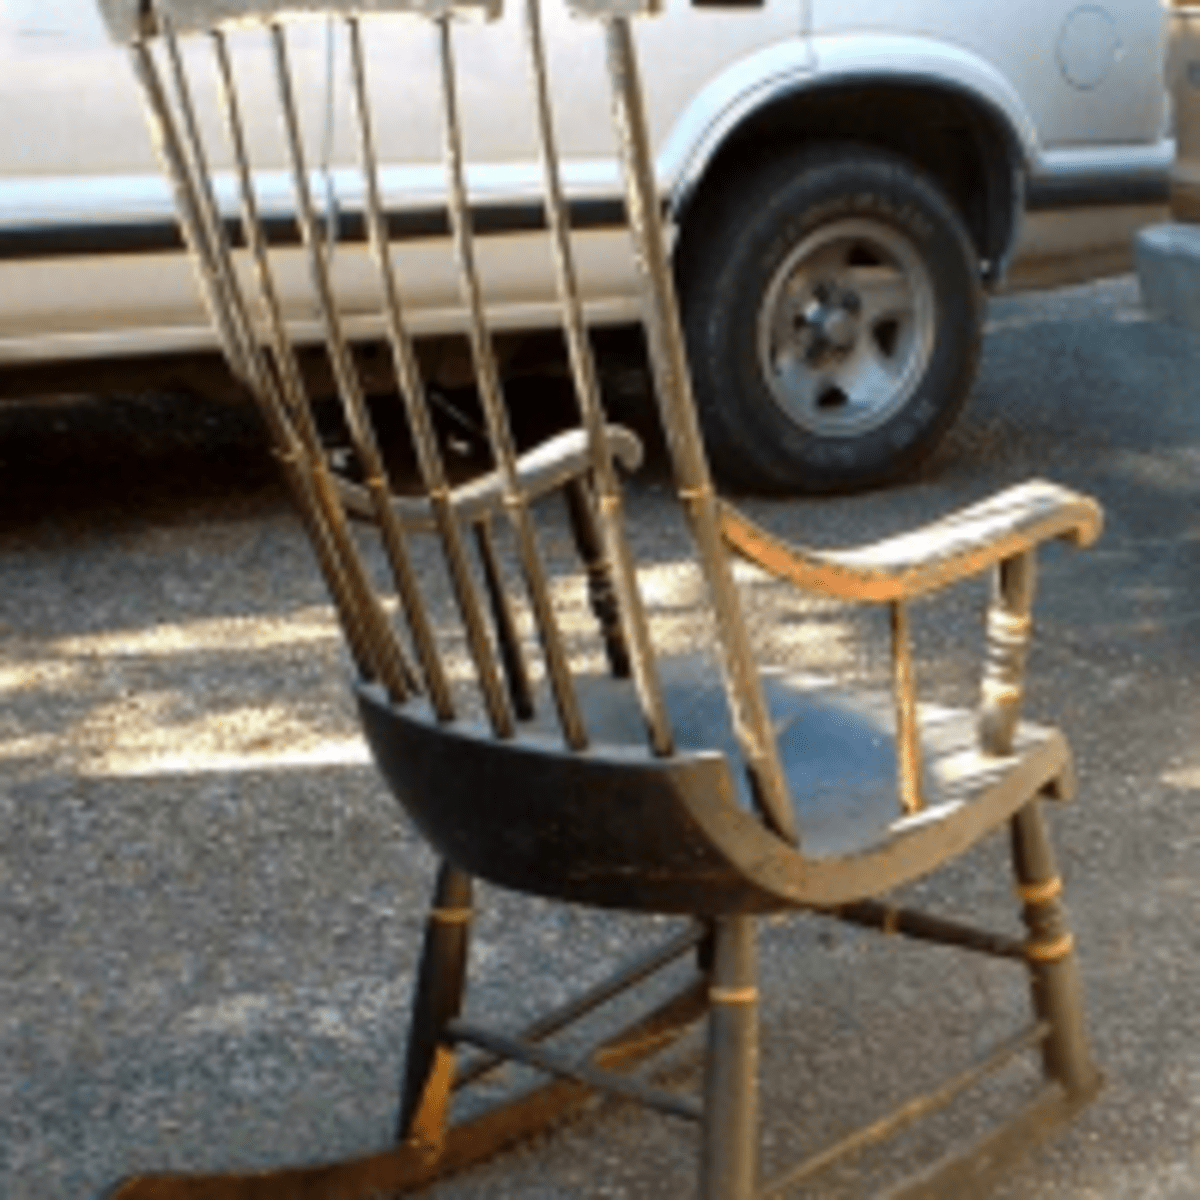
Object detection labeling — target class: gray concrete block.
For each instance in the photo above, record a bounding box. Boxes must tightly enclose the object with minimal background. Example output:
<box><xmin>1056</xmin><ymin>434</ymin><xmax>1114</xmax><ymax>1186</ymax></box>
<box><xmin>1135</xmin><ymin>222</ymin><xmax>1200</xmax><ymax>335</ymax></box>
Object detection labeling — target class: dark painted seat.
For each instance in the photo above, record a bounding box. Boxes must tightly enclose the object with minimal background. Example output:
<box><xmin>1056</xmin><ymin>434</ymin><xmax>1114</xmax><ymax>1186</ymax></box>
<box><xmin>100</xmin><ymin>0</ymin><xmax>1105</xmax><ymax>1196</ymax></box>
<box><xmin>357</xmin><ymin>654</ymin><xmax>1073</xmax><ymax>913</ymax></box>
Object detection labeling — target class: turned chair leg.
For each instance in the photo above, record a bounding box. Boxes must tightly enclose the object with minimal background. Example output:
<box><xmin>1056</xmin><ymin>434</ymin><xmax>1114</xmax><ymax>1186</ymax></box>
<box><xmin>1010</xmin><ymin>801</ymin><xmax>1101</xmax><ymax>1099</ymax></box>
<box><xmin>699</xmin><ymin>915</ymin><xmax>759</xmax><ymax>1200</ymax></box>
<box><xmin>399</xmin><ymin>862</ymin><xmax>474</xmax><ymax>1162</ymax></box>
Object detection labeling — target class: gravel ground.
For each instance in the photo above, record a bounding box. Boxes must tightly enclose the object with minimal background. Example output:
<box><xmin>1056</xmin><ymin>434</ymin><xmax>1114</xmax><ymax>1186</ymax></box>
<box><xmin>3</xmin><ymin>275</ymin><xmax>1200</xmax><ymax>1198</ymax></box>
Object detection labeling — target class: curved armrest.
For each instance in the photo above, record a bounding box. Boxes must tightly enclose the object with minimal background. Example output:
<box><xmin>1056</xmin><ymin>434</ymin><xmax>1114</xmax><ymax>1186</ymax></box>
<box><xmin>720</xmin><ymin>480</ymin><xmax>1103</xmax><ymax>603</ymax></box>
<box><xmin>334</xmin><ymin>425</ymin><xmax>643</xmax><ymax>532</ymax></box>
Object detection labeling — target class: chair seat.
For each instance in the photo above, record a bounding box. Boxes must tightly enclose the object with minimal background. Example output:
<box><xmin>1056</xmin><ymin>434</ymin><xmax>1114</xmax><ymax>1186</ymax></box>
<box><xmin>357</xmin><ymin>656</ymin><xmax>1072</xmax><ymax>912</ymax></box>
<box><xmin>564</xmin><ymin>655</ymin><xmax>1072</xmax><ymax>861</ymax></box>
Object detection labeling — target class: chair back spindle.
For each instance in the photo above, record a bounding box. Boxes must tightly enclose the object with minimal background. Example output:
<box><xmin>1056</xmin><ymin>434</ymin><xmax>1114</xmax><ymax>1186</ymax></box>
<box><xmin>602</xmin><ymin>17</ymin><xmax>796</xmax><ymax>839</ymax></box>
<box><xmin>265</xmin><ymin>19</ymin><xmax>457</xmax><ymax>715</ymax></box>
<box><xmin>522</xmin><ymin>0</ymin><xmax>674</xmax><ymax>753</ymax></box>
<box><xmin>132</xmin><ymin>28</ymin><xmax>417</xmax><ymax>699</ymax></box>
<box><xmin>432</xmin><ymin>11</ymin><xmax>591</xmax><ymax>747</ymax></box>
<box><xmin>116</xmin><ymin>0</ymin><xmax>795</xmax><ymax>786</ymax></box>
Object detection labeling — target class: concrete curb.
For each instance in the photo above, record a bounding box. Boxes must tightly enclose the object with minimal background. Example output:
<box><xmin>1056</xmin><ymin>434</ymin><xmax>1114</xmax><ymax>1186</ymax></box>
<box><xmin>1135</xmin><ymin>221</ymin><xmax>1200</xmax><ymax>334</ymax></box>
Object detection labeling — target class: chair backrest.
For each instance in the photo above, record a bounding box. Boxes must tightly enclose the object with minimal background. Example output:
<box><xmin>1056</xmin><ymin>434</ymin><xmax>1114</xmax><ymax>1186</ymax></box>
<box><xmin>100</xmin><ymin>0</ymin><xmax>800</xmax><ymax>848</ymax></box>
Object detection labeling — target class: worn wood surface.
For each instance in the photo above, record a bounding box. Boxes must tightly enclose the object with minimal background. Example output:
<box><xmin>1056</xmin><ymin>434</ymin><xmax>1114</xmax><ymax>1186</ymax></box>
<box><xmin>720</xmin><ymin>480</ymin><xmax>1102</xmax><ymax>603</ymax></box>
<box><xmin>335</xmin><ymin>426</ymin><xmax>643</xmax><ymax>533</ymax></box>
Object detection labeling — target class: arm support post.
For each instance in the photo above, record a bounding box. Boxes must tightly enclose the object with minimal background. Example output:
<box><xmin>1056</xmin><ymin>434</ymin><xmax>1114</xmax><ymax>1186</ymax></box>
<box><xmin>979</xmin><ymin>551</ymin><xmax>1035</xmax><ymax>757</ymax></box>
<box><xmin>890</xmin><ymin>601</ymin><xmax>925</xmax><ymax>814</ymax></box>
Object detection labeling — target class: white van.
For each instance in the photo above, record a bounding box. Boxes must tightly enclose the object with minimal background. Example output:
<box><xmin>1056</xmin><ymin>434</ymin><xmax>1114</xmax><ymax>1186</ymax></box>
<box><xmin>0</xmin><ymin>0</ymin><xmax>1171</xmax><ymax>489</ymax></box>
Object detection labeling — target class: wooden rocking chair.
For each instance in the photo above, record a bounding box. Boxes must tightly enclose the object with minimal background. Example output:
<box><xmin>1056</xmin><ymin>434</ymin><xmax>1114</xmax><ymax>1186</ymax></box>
<box><xmin>100</xmin><ymin>0</ymin><xmax>1104</xmax><ymax>1194</ymax></box>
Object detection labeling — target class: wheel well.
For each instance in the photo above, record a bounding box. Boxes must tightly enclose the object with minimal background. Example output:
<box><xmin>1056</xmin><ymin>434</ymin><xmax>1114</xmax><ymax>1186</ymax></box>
<box><xmin>673</xmin><ymin>81</ymin><xmax>1020</xmax><ymax>284</ymax></box>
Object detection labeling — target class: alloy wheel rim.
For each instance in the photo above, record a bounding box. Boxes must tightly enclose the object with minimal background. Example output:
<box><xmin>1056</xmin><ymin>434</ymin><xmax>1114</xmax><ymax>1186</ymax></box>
<box><xmin>755</xmin><ymin>217</ymin><xmax>936</xmax><ymax>439</ymax></box>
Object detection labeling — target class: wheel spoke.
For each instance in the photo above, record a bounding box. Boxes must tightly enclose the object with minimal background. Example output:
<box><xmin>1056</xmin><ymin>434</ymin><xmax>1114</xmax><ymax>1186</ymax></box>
<box><xmin>771</xmin><ymin>350</ymin><xmax>824</xmax><ymax>422</ymax></box>
<box><xmin>840</xmin><ymin>343</ymin><xmax>903</xmax><ymax>412</ymax></box>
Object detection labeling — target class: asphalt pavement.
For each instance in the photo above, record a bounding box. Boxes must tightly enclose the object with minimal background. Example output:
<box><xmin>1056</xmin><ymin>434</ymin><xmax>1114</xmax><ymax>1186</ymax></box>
<box><xmin>2</xmin><ymin>275</ymin><xmax>1200</xmax><ymax>1199</ymax></box>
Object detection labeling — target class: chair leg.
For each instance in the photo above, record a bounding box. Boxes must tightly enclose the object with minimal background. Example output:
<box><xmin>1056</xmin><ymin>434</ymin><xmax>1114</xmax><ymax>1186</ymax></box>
<box><xmin>699</xmin><ymin>915</ymin><xmax>758</xmax><ymax>1200</ymax></box>
<box><xmin>1010</xmin><ymin>801</ymin><xmax>1101</xmax><ymax>1099</ymax></box>
<box><xmin>398</xmin><ymin>862</ymin><xmax>474</xmax><ymax>1162</ymax></box>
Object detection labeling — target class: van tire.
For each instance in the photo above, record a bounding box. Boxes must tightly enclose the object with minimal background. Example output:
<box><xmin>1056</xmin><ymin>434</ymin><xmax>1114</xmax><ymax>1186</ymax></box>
<box><xmin>680</xmin><ymin>143</ymin><xmax>984</xmax><ymax>493</ymax></box>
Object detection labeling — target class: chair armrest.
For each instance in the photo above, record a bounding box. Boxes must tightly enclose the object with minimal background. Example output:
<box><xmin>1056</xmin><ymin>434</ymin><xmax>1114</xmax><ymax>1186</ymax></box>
<box><xmin>334</xmin><ymin>425</ymin><xmax>643</xmax><ymax>532</ymax></box>
<box><xmin>720</xmin><ymin>480</ymin><xmax>1102</xmax><ymax>603</ymax></box>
